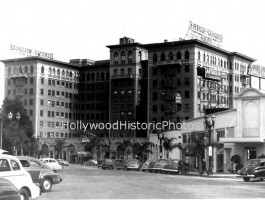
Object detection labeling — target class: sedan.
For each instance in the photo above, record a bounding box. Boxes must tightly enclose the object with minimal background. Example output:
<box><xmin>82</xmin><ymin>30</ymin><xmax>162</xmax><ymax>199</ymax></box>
<box><xmin>0</xmin><ymin>177</ymin><xmax>20</xmax><ymax>200</ymax></box>
<box><xmin>140</xmin><ymin>159</ymin><xmax>152</xmax><ymax>172</ymax></box>
<box><xmin>123</xmin><ymin>159</ymin><xmax>141</xmax><ymax>171</ymax></box>
<box><xmin>237</xmin><ymin>158</ymin><xmax>265</xmax><ymax>182</ymax></box>
<box><xmin>162</xmin><ymin>160</ymin><xmax>189</xmax><ymax>175</ymax></box>
<box><xmin>152</xmin><ymin>159</ymin><xmax>171</xmax><ymax>173</ymax></box>
<box><xmin>17</xmin><ymin>156</ymin><xmax>62</xmax><ymax>192</ymax></box>
<box><xmin>57</xmin><ymin>159</ymin><xmax>69</xmax><ymax>166</ymax></box>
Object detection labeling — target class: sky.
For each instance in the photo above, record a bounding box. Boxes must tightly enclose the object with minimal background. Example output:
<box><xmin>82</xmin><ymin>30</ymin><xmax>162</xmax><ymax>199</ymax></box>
<box><xmin>0</xmin><ymin>0</ymin><xmax>265</xmax><ymax>104</ymax></box>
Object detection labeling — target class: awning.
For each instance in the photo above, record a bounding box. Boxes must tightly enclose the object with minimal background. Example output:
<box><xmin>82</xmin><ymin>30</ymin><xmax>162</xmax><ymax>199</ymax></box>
<box><xmin>71</xmin><ymin>151</ymin><xmax>91</xmax><ymax>157</ymax></box>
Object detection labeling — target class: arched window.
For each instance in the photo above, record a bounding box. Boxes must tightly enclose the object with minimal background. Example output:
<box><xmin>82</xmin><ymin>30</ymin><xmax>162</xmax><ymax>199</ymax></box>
<box><xmin>91</xmin><ymin>73</ymin><xmax>95</xmax><ymax>81</ymax></box>
<box><xmin>128</xmin><ymin>51</ymin><xmax>133</xmax><ymax>64</ymax></box>
<box><xmin>66</xmin><ymin>71</ymin><xmax>69</xmax><ymax>77</ymax></box>
<box><xmin>128</xmin><ymin>68</ymin><xmax>132</xmax><ymax>75</ymax></box>
<box><xmin>52</xmin><ymin>68</ymin><xmax>55</xmax><ymax>76</ymax></box>
<box><xmin>96</xmin><ymin>72</ymin><xmax>100</xmax><ymax>81</ymax></box>
<box><xmin>114</xmin><ymin>52</ymin><xmax>118</xmax><ymax>65</ymax></box>
<box><xmin>70</xmin><ymin>72</ymin><xmax>72</xmax><ymax>78</ymax></box>
<box><xmin>87</xmin><ymin>73</ymin><xmax>90</xmax><ymax>81</ymax></box>
<box><xmin>138</xmin><ymin>51</ymin><xmax>142</xmax><ymax>62</ymax></box>
<box><xmin>207</xmin><ymin>55</ymin><xmax>209</xmax><ymax>63</ymax></box>
<box><xmin>30</xmin><ymin>65</ymin><xmax>34</xmax><ymax>75</ymax></box>
<box><xmin>198</xmin><ymin>52</ymin><xmax>201</xmax><ymax>61</ymax></box>
<box><xmin>161</xmin><ymin>53</ymin><xmax>165</xmax><ymax>61</ymax></box>
<box><xmin>62</xmin><ymin>70</ymin><xmax>65</xmax><ymax>77</ymax></box>
<box><xmin>168</xmin><ymin>52</ymin><xmax>173</xmax><ymax>60</ymax></box>
<box><xmin>8</xmin><ymin>68</ymin><xmax>11</xmax><ymax>76</ymax></box>
<box><xmin>153</xmin><ymin>54</ymin><xmax>157</xmax><ymax>62</ymax></box>
<box><xmin>185</xmin><ymin>51</ymin><xmax>189</xmax><ymax>60</ymax></box>
<box><xmin>41</xmin><ymin>66</ymin><xmax>44</xmax><ymax>74</ymax></box>
<box><xmin>221</xmin><ymin>59</ymin><xmax>223</xmax><ymax>67</ymax></box>
<box><xmin>57</xmin><ymin>69</ymin><xmax>60</xmax><ymax>77</ymax></box>
<box><xmin>203</xmin><ymin>53</ymin><xmax>206</xmax><ymax>62</ymax></box>
<box><xmin>101</xmin><ymin>72</ymin><xmax>105</xmax><ymax>81</ymax></box>
<box><xmin>121</xmin><ymin>51</ymin><xmax>125</xmax><ymax>64</ymax></box>
<box><xmin>214</xmin><ymin>57</ymin><xmax>216</xmax><ymax>65</ymax></box>
<box><xmin>49</xmin><ymin>68</ymin><xmax>52</xmax><ymax>75</ymax></box>
<box><xmin>114</xmin><ymin>69</ymin><xmax>118</xmax><ymax>76</ymax></box>
<box><xmin>177</xmin><ymin>52</ymin><xmax>181</xmax><ymax>60</ymax></box>
<box><xmin>19</xmin><ymin>66</ymin><xmax>22</xmax><ymax>73</ymax></box>
<box><xmin>25</xmin><ymin>66</ymin><xmax>28</xmax><ymax>73</ymax></box>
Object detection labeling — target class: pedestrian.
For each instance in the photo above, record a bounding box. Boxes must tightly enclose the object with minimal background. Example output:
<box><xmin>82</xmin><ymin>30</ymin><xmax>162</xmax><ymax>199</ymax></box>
<box><xmin>200</xmin><ymin>159</ymin><xmax>209</xmax><ymax>176</ymax></box>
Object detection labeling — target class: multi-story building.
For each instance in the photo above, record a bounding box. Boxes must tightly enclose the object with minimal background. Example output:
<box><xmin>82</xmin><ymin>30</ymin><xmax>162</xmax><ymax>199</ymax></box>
<box><xmin>1</xmin><ymin>37</ymin><xmax>257</xmax><ymax>163</ymax></box>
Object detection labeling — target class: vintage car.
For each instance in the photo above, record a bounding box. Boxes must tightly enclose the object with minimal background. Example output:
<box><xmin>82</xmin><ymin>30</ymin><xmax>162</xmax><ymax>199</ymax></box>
<box><xmin>17</xmin><ymin>156</ymin><xmax>62</xmax><ymax>192</ymax></box>
<box><xmin>0</xmin><ymin>177</ymin><xmax>20</xmax><ymax>200</ymax></box>
<box><xmin>101</xmin><ymin>159</ymin><xmax>126</xmax><ymax>170</ymax></box>
<box><xmin>97</xmin><ymin>159</ymin><xmax>105</xmax><ymax>168</ymax></box>
<box><xmin>0</xmin><ymin>154</ymin><xmax>41</xmax><ymax>200</ymax></box>
<box><xmin>39</xmin><ymin>157</ymin><xmax>62</xmax><ymax>171</ymax></box>
<box><xmin>161</xmin><ymin>160</ymin><xmax>189</xmax><ymax>175</ymax></box>
<box><xmin>237</xmin><ymin>158</ymin><xmax>265</xmax><ymax>182</ymax></box>
<box><xmin>140</xmin><ymin>159</ymin><xmax>152</xmax><ymax>172</ymax></box>
<box><xmin>147</xmin><ymin>159</ymin><xmax>159</xmax><ymax>173</ymax></box>
<box><xmin>84</xmin><ymin>159</ymin><xmax>98</xmax><ymax>166</ymax></box>
<box><xmin>123</xmin><ymin>159</ymin><xmax>141</xmax><ymax>171</ymax></box>
<box><xmin>152</xmin><ymin>159</ymin><xmax>172</xmax><ymax>173</ymax></box>
<box><xmin>57</xmin><ymin>159</ymin><xmax>69</xmax><ymax>166</ymax></box>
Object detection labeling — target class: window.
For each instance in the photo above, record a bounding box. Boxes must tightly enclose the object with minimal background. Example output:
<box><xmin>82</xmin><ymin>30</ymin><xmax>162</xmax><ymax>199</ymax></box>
<box><xmin>153</xmin><ymin>80</ymin><xmax>157</xmax><ymax>88</ymax></box>
<box><xmin>40</xmin><ymin>99</ymin><xmax>44</xmax><ymax>106</ymax></box>
<box><xmin>185</xmin><ymin>65</ymin><xmax>189</xmax><ymax>72</ymax></box>
<box><xmin>128</xmin><ymin>51</ymin><xmax>133</xmax><ymax>64</ymax></box>
<box><xmin>217</xmin><ymin>130</ymin><xmax>225</xmax><ymax>141</ymax></box>
<box><xmin>153</xmin><ymin>92</ymin><xmax>157</xmax><ymax>100</ymax></box>
<box><xmin>30</xmin><ymin>78</ymin><xmax>34</xmax><ymax>84</ymax></box>
<box><xmin>185</xmin><ymin>91</ymin><xmax>190</xmax><ymax>98</ymax></box>
<box><xmin>153</xmin><ymin>54</ymin><xmax>157</xmax><ymax>62</ymax></box>
<box><xmin>198</xmin><ymin>51</ymin><xmax>201</xmax><ymax>60</ymax></box>
<box><xmin>168</xmin><ymin>52</ymin><xmax>173</xmax><ymax>60</ymax></box>
<box><xmin>40</xmin><ymin>89</ymin><xmax>44</xmax><ymax>95</ymax></box>
<box><xmin>185</xmin><ymin>51</ymin><xmax>189</xmax><ymax>60</ymax></box>
<box><xmin>153</xmin><ymin>68</ymin><xmax>157</xmax><ymax>75</ymax></box>
<box><xmin>177</xmin><ymin>52</ymin><xmax>181</xmax><ymax>60</ymax></box>
<box><xmin>41</xmin><ymin>78</ymin><xmax>44</xmax><ymax>84</ymax></box>
<box><xmin>121</xmin><ymin>51</ymin><xmax>125</xmax><ymax>64</ymax></box>
<box><xmin>40</xmin><ymin>110</ymin><xmax>43</xmax><ymax>117</ymax></box>
<box><xmin>128</xmin><ymin>68</ymin><xmax>132</xmax><ymax>75</ymax></box>
<box><xmin>185</xmin><ymin>78</ymin><xmax>189</xmax><ymax>85</ymax></box>
<box><xmin>138</xmin><ymin>51</ymin><xmax>142</xmax><ymax>62</ymax></box>
<box><xmin>114</xmin><ymin>52</ymin><xmax>118</xmax><ymax>65</ymax></box>
<box><xmin>30</xmin><ymin>88</ymin><xmax>33</xmax><ymax>95</ymax></box>
<box><xmin>153</xmin><ymin>105</ymin><xmax>157</xmax><ymax>113</ymax></box>
<box><xmin>161</xmin><ymin>53</ymin><xmax>165</xmax><ymax>61</ymax></box>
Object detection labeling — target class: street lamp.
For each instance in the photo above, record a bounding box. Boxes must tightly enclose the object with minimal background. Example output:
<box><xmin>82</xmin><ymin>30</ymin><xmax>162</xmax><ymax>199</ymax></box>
<box><xmin>8</xmin><ymin>112</ymin><xmax>21</xmax><ymax>155</ymax></box>
<box><xmin>204</xmin><ymin>115</ymin><xmax>216</xmax><ymax>174</ymax></box>
<box><xmin>157</xmin><ymin>132</ymin><xmax>165</xmax><ymax>159</ymax></box>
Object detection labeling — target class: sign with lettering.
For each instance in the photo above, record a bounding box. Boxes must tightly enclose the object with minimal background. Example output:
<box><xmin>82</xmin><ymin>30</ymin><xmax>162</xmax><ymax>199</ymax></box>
<box><xmin>204</xmin><ymin>73</ymin><xmax>221</xmax><ymax>81</ymax></box>
<box><xmin>187</xmin><ymin>21</ymin><xmax>223</xmax><ymax>47</ymax></box>
<box><xmin>9</xmin><ymin>43</ymin><xmax>54</xmax><ymax>59</ymax></box>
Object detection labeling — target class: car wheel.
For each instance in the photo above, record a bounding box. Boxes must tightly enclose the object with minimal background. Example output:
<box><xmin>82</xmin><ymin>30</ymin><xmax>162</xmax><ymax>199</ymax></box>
<box><xmin>41</xmin><ymin>178</ymin><xmax>53</xmax><ymax>192</ymax></box>
<box><xmin>20</xmin><ymin>188</ymin><xmax>29</xmax><ymax>200</ymax></box>
<box><xmin>243</xmin><ymin>177</ymin><xmax>250</xmax><ymax>182</ymax></box>
<box><xmin>260</xmin><ymin>178</ymin><xmax>264</xmax><ymax>181</ymax></box>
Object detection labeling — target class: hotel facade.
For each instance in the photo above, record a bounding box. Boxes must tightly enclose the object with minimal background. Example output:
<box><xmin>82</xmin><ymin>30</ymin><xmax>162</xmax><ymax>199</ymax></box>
<box><xmin>1</xmin><ymin>37</ymin><xmax>257</xmax><ymax>163</ymax></box>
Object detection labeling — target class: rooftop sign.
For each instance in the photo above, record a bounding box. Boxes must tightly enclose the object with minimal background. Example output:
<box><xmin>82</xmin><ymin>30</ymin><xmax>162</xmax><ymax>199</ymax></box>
<box><xmin>186</xmin><ymin>21</ymin><xmax>223</xmax><ymax>47</ymax></box>
<box><xmin>9</xmin><ymin>43</ymin><xmax>54</xmax><ymax>59</ymax></box>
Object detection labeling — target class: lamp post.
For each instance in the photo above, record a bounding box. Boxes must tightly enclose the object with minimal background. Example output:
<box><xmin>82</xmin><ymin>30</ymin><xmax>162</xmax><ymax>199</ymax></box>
<box><xmin>0</xmin><ymin>114</ymin><xmax>2</xmax><ymax>149</ymax></box>
<box><xmin>157</xmin><ymin>132</ymin><xmax>165</xmax><ymax>159</ymax></box>
<box><xmin>8</xmin><ymin>112</ymin><xmax>21</xmax><ymax>156</ymax></box>
<box><xmin>204</xmin><ymin>115</ymin><xmax>216</xmax><ymax>175</ymax></box>
<box><xmin>109</xmin><ymin>138</ymin><xmax>111</xmax><ymax>159</ymax></box>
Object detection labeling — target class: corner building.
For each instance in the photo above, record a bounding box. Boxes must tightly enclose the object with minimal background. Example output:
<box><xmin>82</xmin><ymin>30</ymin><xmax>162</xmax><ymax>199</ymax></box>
<box><xmin>1</xmin><ymin>37</ymin><xmax>256</xmax><ymax>163</ymax></box>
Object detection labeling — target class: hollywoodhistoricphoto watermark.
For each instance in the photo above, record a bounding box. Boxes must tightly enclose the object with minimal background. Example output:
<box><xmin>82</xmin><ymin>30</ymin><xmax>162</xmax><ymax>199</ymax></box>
<box><xmin>61</xmin><ymin>120</ymin><xmax>200</xmax><ymax>132</ymax></box>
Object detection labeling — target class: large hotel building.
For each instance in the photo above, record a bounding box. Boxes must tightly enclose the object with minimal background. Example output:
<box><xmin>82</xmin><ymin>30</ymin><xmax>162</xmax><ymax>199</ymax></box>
<box><xmin>1</xmin><ymin>37</ymin><xmax>256</xmax><ymax>162</ymax></box>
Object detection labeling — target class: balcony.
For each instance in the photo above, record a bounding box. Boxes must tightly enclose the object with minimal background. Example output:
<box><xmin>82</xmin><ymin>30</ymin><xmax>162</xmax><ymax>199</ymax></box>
<box><xmin>8</xmin><ymin>73</ymin><xmax>28</xmax><ymax>78</ymax></box>
<box><xmin>110</xmin><ymin>74</ymin><xmax>134</xmax><ymax>79</ymax></box>
<box><xmin>240</xmin><ymin>70</ymin><xmax>248</xmax><ymax>77</ymax></box>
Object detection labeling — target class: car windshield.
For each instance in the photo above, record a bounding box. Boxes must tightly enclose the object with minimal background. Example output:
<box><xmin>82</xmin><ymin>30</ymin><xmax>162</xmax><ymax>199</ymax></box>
<box><xmin>246</xmin><ymin>160</ymin><xmax>259</xmax><ymax>166</ymax></box>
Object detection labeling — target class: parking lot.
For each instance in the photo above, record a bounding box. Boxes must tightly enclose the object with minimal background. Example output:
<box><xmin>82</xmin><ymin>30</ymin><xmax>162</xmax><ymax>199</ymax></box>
<box><xmin>36</xmin><ymin>164</ymin><xmax>265</xmax><ymax>199</ymax></box>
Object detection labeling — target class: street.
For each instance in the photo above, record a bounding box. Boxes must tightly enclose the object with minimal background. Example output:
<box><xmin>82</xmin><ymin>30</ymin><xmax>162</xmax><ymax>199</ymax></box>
<box><xmin>36</xmin><ymin>164</ymin><xmax>264</xmax><ymax>199</ymax></box>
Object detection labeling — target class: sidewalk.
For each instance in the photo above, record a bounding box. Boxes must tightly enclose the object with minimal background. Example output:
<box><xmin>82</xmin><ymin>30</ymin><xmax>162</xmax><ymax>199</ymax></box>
<box><xmin>187</xmin><ymin>170</ymin><xmax>238</xmax><ymax>178</ymax></box>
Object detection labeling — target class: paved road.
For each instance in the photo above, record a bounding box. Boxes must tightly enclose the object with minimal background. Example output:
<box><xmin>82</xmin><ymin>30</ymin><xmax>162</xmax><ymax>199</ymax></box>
<box><xmin>36</xmin><ymin>164</ymin><xmax>264</xmax><ymax>199</ymax></box>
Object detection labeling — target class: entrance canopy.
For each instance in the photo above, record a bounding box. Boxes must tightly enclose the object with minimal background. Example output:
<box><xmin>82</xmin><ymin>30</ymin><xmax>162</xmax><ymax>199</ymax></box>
<box><xmin>71</xmin><ymin>151</ymin><xmax>91</xmax><ymax>157</ymax></box>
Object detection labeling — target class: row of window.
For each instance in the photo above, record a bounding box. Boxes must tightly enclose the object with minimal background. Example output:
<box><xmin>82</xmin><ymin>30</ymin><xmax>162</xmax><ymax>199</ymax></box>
<box><xmin>8</xmin><ymin>78</ymin><xmax>34</xmax><ymax>85</ymax></box>
<box><xmin>7</xmin><ymin>88</ymin><xmax>34</xmax><ymax>96</ymax></box>
<box><xmin>152</xmin><ymin>91</ymin><xmax>189</xmax><ymax>100</ymax></box>
<box><xmin>44</xmin><ymin>100</ymin><xmax>108</xmax><ymax>110</ymax></box>
<box><xmin>152</xmin><ymin>65</ymin><xmax>189</xmax><ymax>75</ymax></box>
<box><xmin>152</xmin><ymin>104</ymin><xmax>187</xmax><ymax>113</ymax></box>
<box><xmin>44</xmin><ymin>132</ymin><xmax>136</xmax><ymax>139</ymax></box>
<box><xmin>152</xmin><ymin>51</ymin><xmax>190</xmax><ymax>62</ymax></box>
<box><xmin>40</xmin><ymin>111</ymin><xmax>108</xmax><ymax>121</ymax></box>
<box><xmin>113</xmin><ymin>51</ymin><xmax>137</xmax><ymax>65</ymax></box>
<box><xmin>7</xmin><ymin>65</ymin><xmax>34</xmax><ymax>76</ymax></box>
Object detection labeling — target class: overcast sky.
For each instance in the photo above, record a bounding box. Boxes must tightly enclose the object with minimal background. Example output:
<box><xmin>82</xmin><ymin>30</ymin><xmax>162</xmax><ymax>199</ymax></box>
<box><xmin>0</xmin><ymin>0</ymin><xmax>265</xmax><ymax>103</ymax></box>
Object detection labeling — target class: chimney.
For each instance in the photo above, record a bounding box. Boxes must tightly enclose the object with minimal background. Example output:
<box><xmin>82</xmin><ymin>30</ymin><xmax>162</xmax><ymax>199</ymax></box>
<box><xmin>164</xmin><ymin>39</ymin><xmax>168</xmax><ymax>43</ymax></box>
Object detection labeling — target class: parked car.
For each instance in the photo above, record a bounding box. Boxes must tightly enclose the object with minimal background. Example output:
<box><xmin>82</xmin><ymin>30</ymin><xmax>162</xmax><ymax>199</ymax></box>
<box><xmin>140</xmin><ymin>159</ymin><xmax>152</xmax><ymax>172</ymax></box>
<box><xmin>153</xmin><ymin>159</ymin><xmax>171</xmax><ymax>173</ymax></box>
<box><xmin>97</xmin><ymin>159</ymin><xmax>104</xmax><ymax>168</ymax></box>
<box><xmin>162</xmin><ymin>160</ymin><xmax>189</xmax><ymax>175</ymax></box>
<box><xmin>17</xmin><ymin>156</ymin><xmax>62</xmax><ymax>192</ymax></box>
<box><xmin>237</xmin><ymin>158</ymin><xmax>265</xmax><ymax>182</ymax></box>
<box><xmin>123</xmin><ymin>159</ymin><xmax>141</xmax><ymax>171</ymax></box>
<box><xmin>0</xmin><ymin>153</ymin><xmax>41</xmax><ymax>200</ymax></box>
<box><xmin>57</xmin><ymin>159</ymin><xmax>69</xmax><ymax>166</ymax></box>
<box><xmin>0</xmin><ymin>177</ymin><xmax>20</xmax><ymax>200</ymax></box>
<box><xmin>102</xmin><ymin>159</ymin><xmax>125</xmax><ymax>170</ymax></box>
<box><xmin>39</xmin><ymin>157</ymin><xmax>62</xmax><ymax>171</ymax></box>
<box><xmin>147</xmin><ymin>159</ymin><xmax>159</xmax><ymax>173</ymax></box>
<box><xmin>84</xmin><ymin>159</ymin><xmax>98</xmax><ymax>166</ymax></box>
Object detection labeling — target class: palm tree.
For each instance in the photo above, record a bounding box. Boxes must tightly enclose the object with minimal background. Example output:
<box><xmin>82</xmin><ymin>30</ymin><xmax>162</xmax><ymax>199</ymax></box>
<box><xmin>162</xmin><ymin>137</ymin><xmax>180</xmax><ymax>159</ymax></box>
<box><xmin>115</xmin><ymin>139</ymin><xmax>132</xmax><ymax>159</ymax></box>
<box><xmin>24</xmin><ymin>138</ymin><xmax>40</xmax><ymax>157</ymax></box>
<box><xmin>40</xmin><ymin>144</ymin><xmax>49</xmax><ymax>158</ymax></box>
<box><xmin>54</xmin><ymin>139</ymin><xmax>66</xmax><ymax>159</ymax></box>
<box><xmin>84</xmin><ymin>136</ymin><xmax>105</xmax><ymax>159</ymax></box>
<box><xmin>132</xmin><ymin>141</ymin><xmax>154</xmax><ymax>163</ymax></box>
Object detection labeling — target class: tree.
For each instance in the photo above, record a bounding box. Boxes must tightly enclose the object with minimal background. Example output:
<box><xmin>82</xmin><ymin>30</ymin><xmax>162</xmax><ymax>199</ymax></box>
<box><xmin>24</xmin><ymin>138</ymin><xmax>40</xmax><ymax>157</ymax></box>
<box><xmin>132</xmin><ymin>141</ymin><xmax>153</xmax><ymax>163</ymax></box>
<box><xmin>1</xmin><ymin>97</ymin><xmax>34</xmax><ymax>155</ymax></box>
<box><xmin>39</xmin><ymin>144</ymin><xmax>49</xmax><ymax>158</ymax></box>
<box><xmin>84</xmin><ymin>135</ymin><xmax>105</xmax><ymax>159</ymax></box>
<box><xmin>54</xmin><ymin>139</ymin><xmax>66</xmax><ymax>159</ymax></box>
<box><xmin>162</xmin><ymin>137</ymin><xmax>180</xmax><ymax>158</ymax></box>
<box><xmin>115</xmin><ymin>139</ymin><xmax>132</xmax><ymax>159</ymax></box>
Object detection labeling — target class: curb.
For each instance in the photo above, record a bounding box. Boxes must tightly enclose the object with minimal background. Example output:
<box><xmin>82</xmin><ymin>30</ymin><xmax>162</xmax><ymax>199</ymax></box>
<box><xmin>187</xmin><ymin>173</ymin><xmax>238</xmax><ymax>179</ymax></box>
